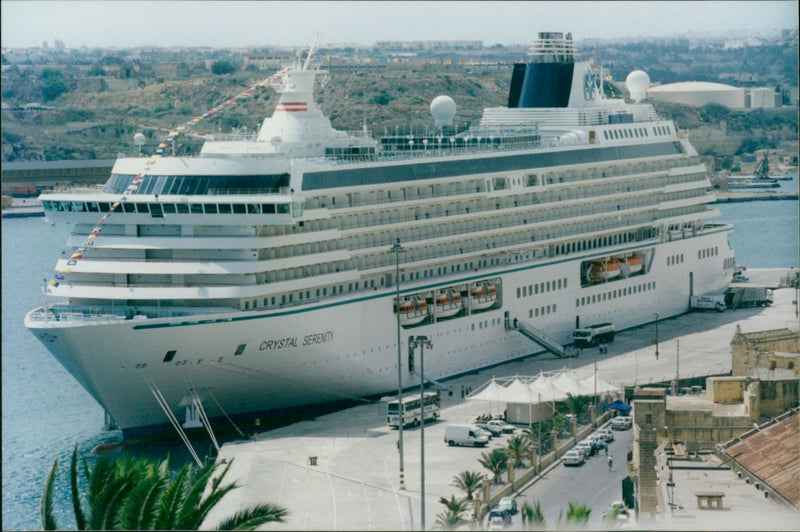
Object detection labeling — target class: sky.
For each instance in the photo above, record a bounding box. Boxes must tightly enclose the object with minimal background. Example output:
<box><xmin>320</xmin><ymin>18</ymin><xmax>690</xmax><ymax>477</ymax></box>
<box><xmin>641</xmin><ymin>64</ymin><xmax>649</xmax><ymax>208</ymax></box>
<box><xmin>1</xmin><ymin>1</ymin><xmax>797</xmax><ymax>49</ymax></box>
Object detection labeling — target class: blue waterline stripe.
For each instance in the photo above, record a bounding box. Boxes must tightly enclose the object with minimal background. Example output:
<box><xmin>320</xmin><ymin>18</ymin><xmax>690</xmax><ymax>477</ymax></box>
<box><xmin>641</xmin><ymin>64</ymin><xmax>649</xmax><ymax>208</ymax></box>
<box><xmin>132</xmin><ymin>224</ymin><xmax>732</xmax><ymax>331</ymax></box>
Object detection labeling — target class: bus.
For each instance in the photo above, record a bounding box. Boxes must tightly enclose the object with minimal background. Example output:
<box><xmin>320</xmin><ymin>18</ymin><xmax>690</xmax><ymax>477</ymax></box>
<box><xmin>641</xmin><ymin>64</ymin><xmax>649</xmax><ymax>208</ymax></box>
<box><xmin>387</xmin><ymin>391</ymin><xmax>441</xmax><ymax>428</ymax></box>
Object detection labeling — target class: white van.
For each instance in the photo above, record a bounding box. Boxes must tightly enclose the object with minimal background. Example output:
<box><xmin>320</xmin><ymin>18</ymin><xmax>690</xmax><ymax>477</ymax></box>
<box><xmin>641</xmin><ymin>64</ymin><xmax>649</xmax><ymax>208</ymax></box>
<box><xmin>444</xmin><ymin>424</ymin><xmax>490</xmax><ymax>447</ymax></box>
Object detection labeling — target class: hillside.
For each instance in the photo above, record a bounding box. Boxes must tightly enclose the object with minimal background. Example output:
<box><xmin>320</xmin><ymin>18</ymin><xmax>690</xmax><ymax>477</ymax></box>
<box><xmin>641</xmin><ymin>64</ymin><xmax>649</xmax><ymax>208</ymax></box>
<box><xmin>1</xmin><ymin>65</ymin><xmax>512</xmax><ymax>161</ymax></box>
<box><xmin>1</xmin><ymin>63</ymin><xmax>797</xmax><ymax>162</ymax></box>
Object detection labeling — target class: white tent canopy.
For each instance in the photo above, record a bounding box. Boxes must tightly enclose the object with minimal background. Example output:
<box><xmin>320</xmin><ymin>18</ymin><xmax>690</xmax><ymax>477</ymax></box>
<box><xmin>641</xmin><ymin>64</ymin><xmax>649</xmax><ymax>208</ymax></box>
<box><xmin>466</xmin><ymin>370</ymin><xmax>621</xmax><ymax>406</ymax></box>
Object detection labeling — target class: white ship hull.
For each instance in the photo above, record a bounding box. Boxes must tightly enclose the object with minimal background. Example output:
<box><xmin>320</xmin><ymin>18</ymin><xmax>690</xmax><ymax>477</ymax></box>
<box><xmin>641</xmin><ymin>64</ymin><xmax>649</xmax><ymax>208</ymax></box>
<box><xmin>27</xmin><ymin>229</ymin><xmax>731</xmax><ymax>436</ymax></box>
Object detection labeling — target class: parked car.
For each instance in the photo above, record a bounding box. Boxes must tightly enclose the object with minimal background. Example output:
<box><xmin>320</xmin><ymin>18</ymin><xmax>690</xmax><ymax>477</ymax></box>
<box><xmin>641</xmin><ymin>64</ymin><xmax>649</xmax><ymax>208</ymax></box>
<box><xmin>486</xmin><ymin>419</ymin><xmax>516</xmax><ymax>434</ymax></box>
<box><xmin>475</xmin><ymin>420</ymin><xmax>503</xmax><ymax>437</ymax></box>
<box><xmin>496</xmin><ymin>496</ymin><xmax>518</xmax><ymax>515</ymax></box>
<box><xmin>588</xmin><ymin>435</ymin><xmax>608</xmax><ymax>452</ymax></box>
<box><xmin>473</xmin><ymin>426</ymin><xmax>494</xmax><ymax>440</ymax></box>
<box><xmin>487</xmin><ymin>515</ymin><xmax>506</xmax><ymax>530</ymax></box>
<box><xmin>603</xmin><ymin>500</ymin><xmax>631</xmax><ymax>523</ymax></box>
<box><xmin>575</xmin><ymin>440</ymin><xmax>594</xmax><ymax>457</ymax></box>
<box><xmin>611</xmin><ymin>416</ymin><xmax>632</xmax><ymax>430</ymax></box>
<box><xmin>593</xmin><ymin>428</ymin><xmax>615</xmax><ymax>442</ymax></box>
<box><xmin>562</xmin><ymin>449</ymin><xmax>585</xmax><ymax>466</ymax></box>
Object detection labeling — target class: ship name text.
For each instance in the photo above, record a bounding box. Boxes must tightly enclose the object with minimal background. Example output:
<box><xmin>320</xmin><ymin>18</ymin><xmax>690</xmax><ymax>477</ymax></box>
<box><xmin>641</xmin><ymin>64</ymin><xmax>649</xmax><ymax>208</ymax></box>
<box><xmin>259</xmin><ymin>330</ymin><xmax>334</xmax><ymax>350</ymax></box>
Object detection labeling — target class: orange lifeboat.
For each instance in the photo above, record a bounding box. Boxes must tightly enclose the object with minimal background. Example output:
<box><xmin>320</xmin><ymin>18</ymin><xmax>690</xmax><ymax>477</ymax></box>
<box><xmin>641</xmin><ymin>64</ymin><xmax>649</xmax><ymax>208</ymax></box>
<box><xmin>435</xmin><ymin>289</ymin><xmax>463</xmax><ymax>318</ymax></box>
<box><xmin>470</xmin><ymin>281</ymin><xmax>497</xmax><ymax>310</ymax></box>
<box><xmin>588</xmin><ymin>259</ymin><xmax>621</xmax><ymax>283</ymax></box>
<box><xmin>398</xmin><ymin>296</ymin><xmax>429</xmax><ymax>326</ymax></box>
<box><xmin>625</xmin><ymin>256</ymin><xmax>643</xmax><ymax>275</ymax></box>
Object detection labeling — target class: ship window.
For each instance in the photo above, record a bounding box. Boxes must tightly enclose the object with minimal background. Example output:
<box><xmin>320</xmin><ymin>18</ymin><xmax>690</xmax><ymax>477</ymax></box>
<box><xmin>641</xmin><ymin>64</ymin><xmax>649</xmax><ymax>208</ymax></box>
<box><xmin>71</xmin><ymin>201</ymin><xmax>85</xmax><ymax>212</ymax></box>
<box><xmin>204</xmin><ymin>204</ymin><xmax>218</xmax><ymax>214</ymax></box>
<box><xmin>603</xmin><ymin>131</ymin><xmax>609</xmax><ymax>140</ymax></box>
<box><xmin>218</xmin><ymin>204</ymin><xmax>232</xmax><ymax>214</ymax></box>
<box><xmin>163</xmin><ymin>203</ymin><xmax>176</xmax><ymax>213</ymax></box>
<box><xmin>576</xmin><ymin>298</ymin><xmax>579</xmax><ymax>307</ymax></box>
<box><xmin>123</xmin><ymin>203</ymin><xmax>136</xmax><ymax>213</ymax></box>
<box><xmin>232</xmin><ymin>204</ymin><xmax>246</xmax><ymax>214</ymax></box>
<box><xmin>176</xmin><ymin>203</ymin><xmax>189</xmax><ymax>214</ymax></box>
<box><xmin>149</xmin><ymin>203</ymin><xmax>163</xmax><ymax>217</ymax></box>
<box><xmin>278</xmin><ymin>204</ymin><xmax>290</xmax><ymax>214</ymax></box>
<box><xmin>234</xmin><ymin>344</ymin><xmax>246</xmax><ymax>356</ymax></box>
<box><xmin>190</xmin><ymin>204</ymin><xmax>203</xmax><ymax>214</ymax></box>
<box><xmin>535</xmin><ymin>308</ymin><xmax>539</xmax><ymax>317</ymax></box>
<box><xmin>86</xmin><ymin>202</ymin><xmax>99</xmax><ymax>212</ymax></box>
<box><xmin>517</xmin><ymin>288</ymin><xmax>521</xmax><ymax>298</ymax></box>
<box><xmin>546</xmin><ymin>281</ymin><xmax>550</xmax><ymax>292</ymax></box>
<box><xmin>248</xmin><ymin>204</ymin><xmax>259</xmax><ymax>214</ymax></box>
<box><xmin>262</xmin><ymin>203</ymin><xmax>276</xmax><ymax>213</ymax></box>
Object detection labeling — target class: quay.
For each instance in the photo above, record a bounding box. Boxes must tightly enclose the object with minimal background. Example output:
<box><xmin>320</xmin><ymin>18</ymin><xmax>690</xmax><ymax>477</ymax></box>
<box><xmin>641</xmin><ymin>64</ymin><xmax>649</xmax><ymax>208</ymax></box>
<box><xmin>202</xmin><ymin>268</ymin><xmax>798</xmax><ymax>530</ymax></box>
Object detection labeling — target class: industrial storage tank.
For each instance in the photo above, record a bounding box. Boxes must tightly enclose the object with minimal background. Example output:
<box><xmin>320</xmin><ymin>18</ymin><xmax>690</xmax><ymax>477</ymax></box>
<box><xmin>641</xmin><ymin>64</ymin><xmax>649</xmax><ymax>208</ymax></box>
<box><xmin>646</xmin><ymin>81</ymin><xmax>746</xmax><ymax>109</ymax></box>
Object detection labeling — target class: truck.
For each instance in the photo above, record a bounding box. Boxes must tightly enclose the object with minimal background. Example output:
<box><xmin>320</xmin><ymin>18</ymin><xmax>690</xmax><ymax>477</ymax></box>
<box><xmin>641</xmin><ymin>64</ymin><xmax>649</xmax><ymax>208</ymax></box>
<box><xmin>444</xmin><ymin>424</ymin><xmax>489</xmax><ymax>447</ymax></box>
<box><xmin>725</xmin><ymin>287</ymin><xmax>774</xmax><ymax>309</ymax></box>
<box><xmin>572</xmin><ymin>323</ymin><xmax>615</xmax><ymax>347</ymax></box>
<box><xmin>690</xmin><ymin>294</ymin><xmax>726</xmax><ymax>312</ymax></box>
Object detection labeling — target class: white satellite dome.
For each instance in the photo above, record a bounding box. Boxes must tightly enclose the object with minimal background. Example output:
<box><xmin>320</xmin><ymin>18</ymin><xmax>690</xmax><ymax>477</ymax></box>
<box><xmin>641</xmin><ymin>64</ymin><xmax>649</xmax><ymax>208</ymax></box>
<box><xmin>626</xmin><ymin>70</ymin><xmax>650</xmax><ymax>102</ymax></box>
<box><xmin>430</xmin><ymin>95</ymin><xmax>456</xmax><ymax>127</ymax></box>
<box><xmin>133</xmin><ymin>132</ymin><xmax>146</xmax><ymax>146</ymax></box>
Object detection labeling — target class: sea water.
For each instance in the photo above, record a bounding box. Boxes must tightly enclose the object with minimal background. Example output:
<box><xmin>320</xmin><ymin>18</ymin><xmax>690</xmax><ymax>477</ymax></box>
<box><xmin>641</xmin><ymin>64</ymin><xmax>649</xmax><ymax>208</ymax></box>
<box><xmin>1</xmin><ymin>181</ymin><xmax>798</xmax><ymax>529</ymax></box>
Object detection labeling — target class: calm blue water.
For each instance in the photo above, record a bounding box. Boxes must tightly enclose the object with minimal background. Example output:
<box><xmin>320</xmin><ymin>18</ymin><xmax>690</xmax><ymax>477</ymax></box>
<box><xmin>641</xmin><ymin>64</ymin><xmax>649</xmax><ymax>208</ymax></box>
<box><xmin>1</xmin><ymin>179</ymin><xmax>798</xmax><ymax>529</ymax></box>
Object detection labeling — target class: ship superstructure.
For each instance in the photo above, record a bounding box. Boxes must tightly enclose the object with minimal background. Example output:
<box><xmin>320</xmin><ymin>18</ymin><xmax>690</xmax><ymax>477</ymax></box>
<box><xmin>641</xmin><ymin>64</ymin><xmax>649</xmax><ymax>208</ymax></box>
<box><xmin>26</xmin><ymin>33</ymin><xmax>734</xmax><ymax>437</ymax></box>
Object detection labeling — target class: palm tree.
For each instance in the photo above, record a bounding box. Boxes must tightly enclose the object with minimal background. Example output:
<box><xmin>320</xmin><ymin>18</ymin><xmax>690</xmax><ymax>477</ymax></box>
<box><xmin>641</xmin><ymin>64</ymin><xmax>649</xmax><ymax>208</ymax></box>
<box><xmin>435</xmin><ymin>495</ymin><xmax>470</xmax><ymax>530</ymax></box>
<box><xmin>560</xmin><ymin>501</ymin><xmax>591</xmax><ymax>527</ymax></box>
<box><xmin>450</xmin><ymin>470</ymin><xmax>485</xmax><ymax>500</ymax></box>
<box><xmin>41</xmin><ymin>445</ymin><xmax>287</xmax><ymax>530</ymax></box>
<box><xmin>434</xmin><ymin>508</ymin><xmax>468</xmax><ymax>530</ymax></box>
<box><xmin>520</xmin><ymin>501</ymin><xmax>545</xmax><ymax>529</ymax></box>
<box><xmin>477</xmin><ymin>448</ymin><xmax>508</xmax><ymax>484</ymax></box>
<box><xmin>564</xmin><ymin>393</ymin><xmax>592</xmax><ymax>419</ymax></box>
<box><xmin>505</xmin><ymin>433</ymin><xmax>532</xmax><ymax>468</ymax></box>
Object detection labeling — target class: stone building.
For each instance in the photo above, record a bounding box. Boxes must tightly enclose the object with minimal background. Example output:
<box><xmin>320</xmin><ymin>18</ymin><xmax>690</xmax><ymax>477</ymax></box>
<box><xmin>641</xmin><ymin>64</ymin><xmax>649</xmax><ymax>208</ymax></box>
<box><xmin>630</xmin><ymin>326</ymin><xmax>800</xmax><ymax>517</ymax></box>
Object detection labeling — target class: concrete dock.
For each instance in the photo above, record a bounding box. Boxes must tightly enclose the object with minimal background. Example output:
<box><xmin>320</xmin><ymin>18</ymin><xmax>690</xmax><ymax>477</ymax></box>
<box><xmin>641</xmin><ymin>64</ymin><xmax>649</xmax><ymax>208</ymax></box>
<box><xmin>203</xmin><ymin>268</ymin><xmax>798</xmax><ymax>530</ymax></box>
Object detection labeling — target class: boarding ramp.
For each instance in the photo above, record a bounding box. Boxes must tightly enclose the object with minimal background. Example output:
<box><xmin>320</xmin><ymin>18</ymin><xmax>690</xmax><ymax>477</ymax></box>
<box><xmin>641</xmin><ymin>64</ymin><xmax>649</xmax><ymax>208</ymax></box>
<box><xmin>512</xmin><ymin>319</ymin><xmax>575</xmax><ymax>358</ymax></box>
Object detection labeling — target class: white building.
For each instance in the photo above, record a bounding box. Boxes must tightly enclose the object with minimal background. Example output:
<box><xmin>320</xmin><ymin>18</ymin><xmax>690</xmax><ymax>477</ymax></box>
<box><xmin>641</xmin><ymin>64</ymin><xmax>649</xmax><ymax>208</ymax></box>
<box><xmin>647</xmin><ymin>81</ymin><xmax>745</xmax><ymax>108</ymax></box>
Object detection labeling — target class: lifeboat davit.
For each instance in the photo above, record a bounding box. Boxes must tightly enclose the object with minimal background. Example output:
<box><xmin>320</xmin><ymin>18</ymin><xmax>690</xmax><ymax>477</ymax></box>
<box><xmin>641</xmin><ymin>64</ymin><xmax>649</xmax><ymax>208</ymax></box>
<box><xmin>435</xmin><ymin>289</ymin><xmax>463</xmax><ymax>318</ymax></box>
<box><xmin>398</xmin><ymin>296</ymin><xmax>429</xmax><ymax>326</ymax></box>
<box><xmin>470</xmin><ymin>282</ymin><xmax>497</xmax><ymax>310</ymax></box>
<box><xmin>588</xmin><ymin>259</ymin><xmax>621</xmax><ymax>283</ymax></box>
<box><xmin>625</xmin><ymin>256</ymin><xmax>643</xmax><ymax>275</ymax></box>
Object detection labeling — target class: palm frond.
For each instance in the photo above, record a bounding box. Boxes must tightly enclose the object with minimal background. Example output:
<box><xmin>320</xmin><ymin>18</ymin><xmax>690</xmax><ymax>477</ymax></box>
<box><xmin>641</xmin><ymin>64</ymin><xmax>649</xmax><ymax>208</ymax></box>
<box><xmin>41</xmin><ymin>458</ymin><xmax>58</xmax><ymax>530</ymax></box>
<box><xmin>214</xmin><ymin>502</ymin><xmax>288</xmax><ymax>531</ymax></box>
<box><xmin>69</xmin><ymin>445</ymin><xmax>87</xmax><ymax>530</ymax></box>
<box><xmin>154</xmin><ymin>464</ymin><xmax>190</xmax><ymax>530</ymax></box>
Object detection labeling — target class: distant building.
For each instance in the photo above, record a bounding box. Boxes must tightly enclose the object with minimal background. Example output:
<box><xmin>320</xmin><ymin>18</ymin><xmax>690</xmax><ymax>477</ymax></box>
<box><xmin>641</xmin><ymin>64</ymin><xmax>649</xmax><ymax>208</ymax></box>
<box><xmin>646</xmin><ymin>81</ymin><xmax>746</xmax><ymax>108</ymax></box>
<box><xmin>374</xmin><ymin>40</ymin><xmax>482</xmax><ymax>52</ymax></box>
<box><xmin>242</xmin><ymin>53</ymin><xmax>296</xmax><ymax>70</ymax></box>
<box><xmin>647</xmin><ymin>81</ymin><xmax>782</xmax><ymax>109</ymax></box>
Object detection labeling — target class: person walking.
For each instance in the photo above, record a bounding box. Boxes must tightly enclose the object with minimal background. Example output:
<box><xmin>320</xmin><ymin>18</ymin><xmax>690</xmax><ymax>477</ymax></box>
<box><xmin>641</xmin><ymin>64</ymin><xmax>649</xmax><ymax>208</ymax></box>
<box><xmin>604</xmin><ymin>446</ymin><xmax>608</xmax><ymax>457</ymax></box>
<box><xmin>607</xmin><ymin>455</ymin><xmax>613</xmax><ymax>471</ymax></box>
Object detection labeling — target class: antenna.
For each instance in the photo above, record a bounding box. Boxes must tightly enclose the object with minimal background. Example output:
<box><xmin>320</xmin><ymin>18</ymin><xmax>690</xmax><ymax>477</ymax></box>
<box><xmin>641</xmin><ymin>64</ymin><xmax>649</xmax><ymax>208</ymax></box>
<box><xmin>303</xmin><ymin>33</ymin><xmax>321</xmax><ymax>71</ymax></box>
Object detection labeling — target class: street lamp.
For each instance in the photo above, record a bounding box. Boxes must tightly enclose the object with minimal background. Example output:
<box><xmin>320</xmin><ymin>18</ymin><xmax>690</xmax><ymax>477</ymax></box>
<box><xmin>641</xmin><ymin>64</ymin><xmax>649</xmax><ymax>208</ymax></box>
<box><xmin>389</xmin><ymin>238</ymin><xmax>405</xmax><ymax>490</ymax></box>
<box><xmin>653</xmin><ymin>313</ymin><xmax>659</xmax><ymax>360</ymax></box>
<box><xmin>409</xmin><ymin>334</ymin><xmax>432</xmax><ymax>531</ymax></box>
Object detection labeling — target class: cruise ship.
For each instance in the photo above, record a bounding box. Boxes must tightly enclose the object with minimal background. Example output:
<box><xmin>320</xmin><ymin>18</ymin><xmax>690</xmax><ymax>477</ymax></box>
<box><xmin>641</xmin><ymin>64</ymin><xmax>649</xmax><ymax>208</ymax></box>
<box><xmin>26</xmin><ymin>32</ymin><xmax>734</xmax><ymax>438</ymax></box>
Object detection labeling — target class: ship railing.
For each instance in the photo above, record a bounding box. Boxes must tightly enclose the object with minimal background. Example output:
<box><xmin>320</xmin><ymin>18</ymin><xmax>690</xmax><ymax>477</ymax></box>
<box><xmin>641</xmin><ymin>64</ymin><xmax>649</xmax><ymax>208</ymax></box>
<box><xmin>31</xmin><ymin>304</ymin><xmax>237</xmax><ymax>323</ymax></box>
<box><xmin>204</xmin><ymin>132</ymin><xmax>260</xmax><ymax>142</ymax></box>
<box><xmin>207</xmin><ymin>187</ymin><xmax>290</xmax><ymax>195</ymax></box>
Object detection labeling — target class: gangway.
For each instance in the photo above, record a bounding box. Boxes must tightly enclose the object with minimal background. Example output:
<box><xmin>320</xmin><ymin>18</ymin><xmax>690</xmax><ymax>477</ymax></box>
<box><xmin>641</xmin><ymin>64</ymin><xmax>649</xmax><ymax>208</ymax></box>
<box><xmin>511</xmin><ymin>318</ymin><xmax>575</xmax><ymax>358</ymax></box>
